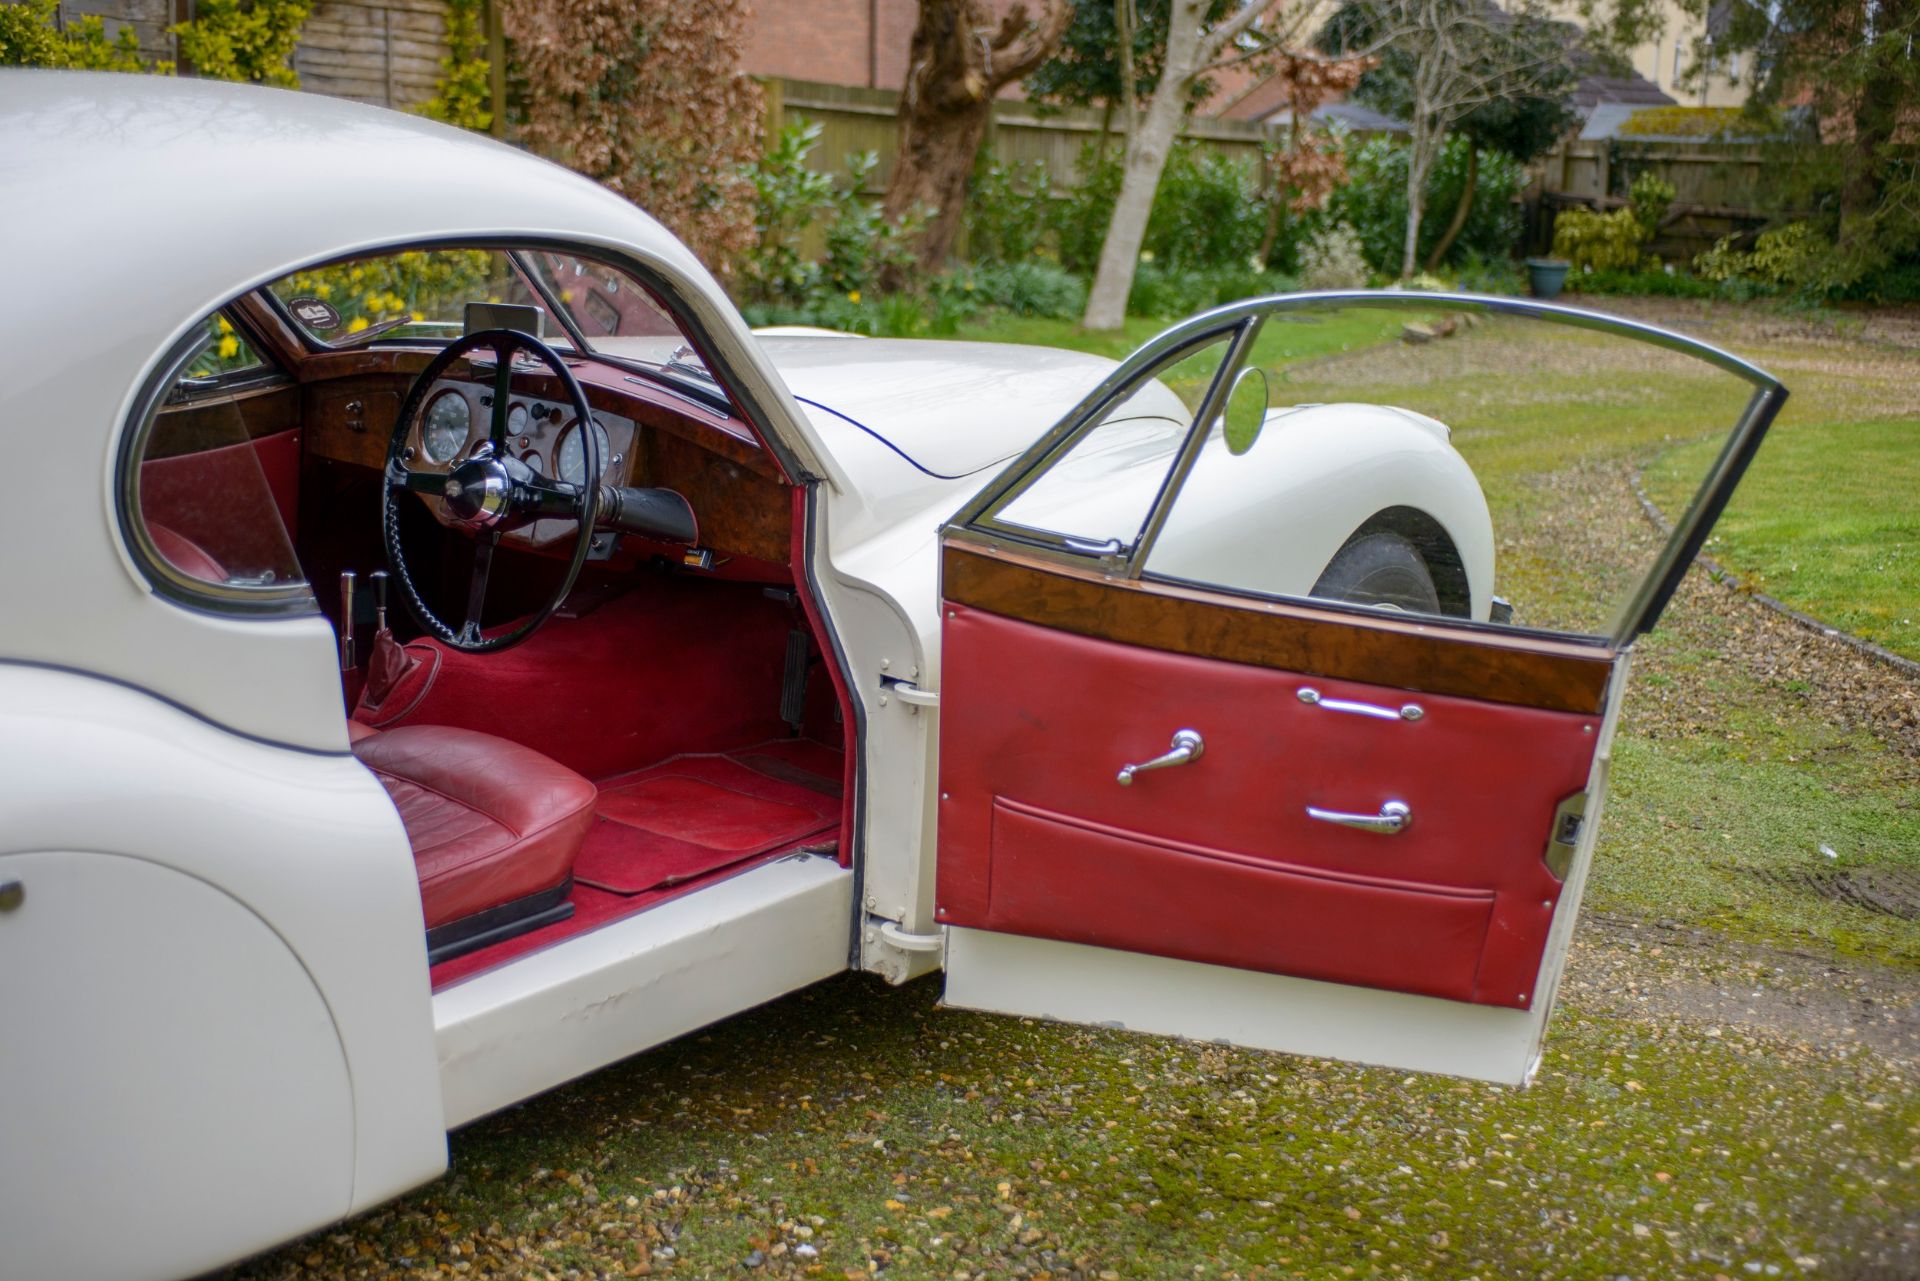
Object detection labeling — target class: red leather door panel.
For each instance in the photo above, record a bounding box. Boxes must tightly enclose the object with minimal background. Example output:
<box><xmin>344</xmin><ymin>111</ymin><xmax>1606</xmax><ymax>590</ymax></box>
<box><xmin>935</xmin><ymin>604</ymin><xmax>1603</xmax><ymax>1009</ymax></box>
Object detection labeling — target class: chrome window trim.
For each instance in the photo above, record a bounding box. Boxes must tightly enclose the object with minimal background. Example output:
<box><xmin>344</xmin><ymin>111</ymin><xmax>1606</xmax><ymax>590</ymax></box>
<box><xmin>115</xmin><ymin>324</ymin><xmax>319</xmax><ymax>618</ymax></box>
<box><xmin>947</xmin><ymin>290</ymin><xmax>1787</xmax><ymax>648</ymax></box>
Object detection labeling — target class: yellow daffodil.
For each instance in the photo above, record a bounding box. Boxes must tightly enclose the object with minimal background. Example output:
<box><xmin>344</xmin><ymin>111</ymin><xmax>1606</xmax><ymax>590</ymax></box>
<box><xmin>848</xmin><ymin>290</ymin><xmax>861</xmax><ymax>303</ymax></box>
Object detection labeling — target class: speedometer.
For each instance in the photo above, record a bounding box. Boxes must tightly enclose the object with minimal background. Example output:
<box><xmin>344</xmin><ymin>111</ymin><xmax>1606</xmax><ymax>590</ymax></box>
<box><xmin>557</xmin><ymin>418</ymin><xmax>612</xmax><ymax>485</ymax></box>
<box><xmin>421</xmin><ymin>390</ymin><xmax>471</xmax><ymax>463</ymax></box>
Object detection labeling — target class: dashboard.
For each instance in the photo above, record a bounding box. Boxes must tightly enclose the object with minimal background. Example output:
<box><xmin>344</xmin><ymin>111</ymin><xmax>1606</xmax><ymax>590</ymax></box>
<box><xmin>409</xmin><ymin>380</ymin><xmax>636</xmax><ymax>550</ymax></box>
<box><xmin>302</xmin><ymin>351</ymin><xmax>794</xmax><ymax>570</ymax></box>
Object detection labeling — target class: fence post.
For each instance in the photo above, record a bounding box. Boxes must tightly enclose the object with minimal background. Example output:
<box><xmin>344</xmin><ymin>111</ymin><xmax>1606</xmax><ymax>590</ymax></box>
<box><xmin>486</xmin><ymin>0</ymin><xmax>506</xmax><ymax>138</ymax></box>
<box><xmin>763</xmin><ymin>76</ymin><xmax>785</xmax><ymax>143</ymax></box>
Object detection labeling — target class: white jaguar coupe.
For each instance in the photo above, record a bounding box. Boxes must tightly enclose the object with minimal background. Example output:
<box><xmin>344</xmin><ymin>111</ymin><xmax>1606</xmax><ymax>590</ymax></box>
<box><xmin>0</xmin><ymin>71</ymin><xmax>1785</xmax><ymax>1281</ymax></box>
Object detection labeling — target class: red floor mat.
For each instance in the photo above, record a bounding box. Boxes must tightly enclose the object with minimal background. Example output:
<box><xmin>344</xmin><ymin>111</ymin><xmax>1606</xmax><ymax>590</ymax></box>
<box><xmin>428</xmin><ymin>739</ymin><xmax>843</xmax><ymax>989</ymax></box>
<box><xmin>574</xmin><ymin>745</ymin><xmax>841</xmax><ymax>895</ymax></box>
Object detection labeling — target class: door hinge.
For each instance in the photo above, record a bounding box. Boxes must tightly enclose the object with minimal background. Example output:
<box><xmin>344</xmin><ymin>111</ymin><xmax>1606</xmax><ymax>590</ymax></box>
<box><xmin>878</xmin><ymin>674</ymin><xmax>938</xmax><ymax>710</ymax></box>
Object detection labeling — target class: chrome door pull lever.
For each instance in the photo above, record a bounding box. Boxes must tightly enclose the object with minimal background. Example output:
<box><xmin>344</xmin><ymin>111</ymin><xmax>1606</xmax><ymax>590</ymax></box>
<box><xmin>1298</xmin><ymin>687</ymin><xmax>1423</xmax><ymax>722</ymax></box>
<box><xmin>1116</xmin><ymin>729</ymin><xmax>1205</xmax><ymax>786</ymax></box>
<box><xmin>1306</xmin><ymin>799</ymin><xmax>1412</xmax><ymax>834</ymax></box>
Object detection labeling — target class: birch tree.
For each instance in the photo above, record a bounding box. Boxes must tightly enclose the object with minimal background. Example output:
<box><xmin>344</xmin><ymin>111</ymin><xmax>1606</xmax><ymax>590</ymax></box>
<box><xmin>1081</xmin><ymin>0</ymin><xmax>1306</xmax><ymax>329</ymax></box>
<box><xmin>1319</xmin><ymin>0</ymin><xmax>1575</xmax><ymax>278</ymax></box>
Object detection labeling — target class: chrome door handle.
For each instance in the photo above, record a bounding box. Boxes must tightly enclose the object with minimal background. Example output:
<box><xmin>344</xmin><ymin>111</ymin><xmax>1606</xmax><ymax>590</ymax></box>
<box><xmin>1306</xmin><ymin>799</ymin><xmax>1412</xmax><ymax>834</ymax></box>
<box><xmin>1116</xmin><ymin>728</ymin><xmax>1204</xmax><ymax>786</ymax></box>
<box><xmin>1297</xmin><ymin>687</ymin><xmax>1423</xmax><ymax>721</ymax></box>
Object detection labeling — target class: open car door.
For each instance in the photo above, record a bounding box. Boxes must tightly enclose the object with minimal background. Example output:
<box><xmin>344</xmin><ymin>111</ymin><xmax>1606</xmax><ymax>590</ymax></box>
<box><xmin>933</xmin><ymin>294</ymin><xmax>1786</xmax><ymax>1085</ymax></box>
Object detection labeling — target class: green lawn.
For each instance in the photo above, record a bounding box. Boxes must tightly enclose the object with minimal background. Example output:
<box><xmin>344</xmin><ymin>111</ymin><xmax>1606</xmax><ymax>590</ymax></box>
<box><xmin>1646</xmin><ymin>418</ymin><xmax>1920</xmax><ymax>661</ymax></box>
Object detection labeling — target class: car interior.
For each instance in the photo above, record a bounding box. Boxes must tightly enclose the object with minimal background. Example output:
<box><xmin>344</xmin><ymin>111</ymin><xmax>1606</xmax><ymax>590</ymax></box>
<box><xmin>128</xmin><ymin>246</ymin><xmax>854</xmax><ymax>989</ymax></box>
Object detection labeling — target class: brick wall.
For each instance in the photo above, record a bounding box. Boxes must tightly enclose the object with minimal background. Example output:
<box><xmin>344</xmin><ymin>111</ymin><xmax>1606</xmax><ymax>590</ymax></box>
<box><xmin>745</xmin><ymin>0</ymin><xmax>1031</xmax><ymax>93</ymax></box>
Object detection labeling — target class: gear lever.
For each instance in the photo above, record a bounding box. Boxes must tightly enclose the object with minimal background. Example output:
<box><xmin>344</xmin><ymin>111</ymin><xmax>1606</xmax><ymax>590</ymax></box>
<box><xmin>338</xmin><ymin>570</ymin><xmax>356</xmax><ymax>671</ymax></box>
<box><xmin>371</xmin><ymin>569</ymin><xmax>388</xmax><ymax>633</ymax></box>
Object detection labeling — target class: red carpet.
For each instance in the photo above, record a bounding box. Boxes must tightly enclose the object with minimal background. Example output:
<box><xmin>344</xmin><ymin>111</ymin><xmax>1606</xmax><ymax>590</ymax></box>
<box><xmin>429</xmin><ymin>736</ymin><xmax>842</xmax><ymax>989</ymax></box>
<box><xmin>576</xmin><ymin>746</ymin><xmax>841</xmax><ymax>894</ymax></box>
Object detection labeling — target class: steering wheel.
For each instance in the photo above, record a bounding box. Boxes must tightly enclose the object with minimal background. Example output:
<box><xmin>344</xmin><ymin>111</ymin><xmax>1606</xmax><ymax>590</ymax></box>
<box><xmin>383</xmin><ymin>329</ymin><xmax>602</xmax><ymax>653</ymax></box>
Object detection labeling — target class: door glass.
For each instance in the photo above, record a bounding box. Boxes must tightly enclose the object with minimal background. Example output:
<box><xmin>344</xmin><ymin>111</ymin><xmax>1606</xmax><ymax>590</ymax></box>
<box><xmin>1137</xmin><ymin>301</ymin><xmax>1776</xmax><ymax>639</ymax></box>
<box><xmin>991</xmin><ymin>334</ymin><xmax>1234</xmax><ymax>551</ymax></box>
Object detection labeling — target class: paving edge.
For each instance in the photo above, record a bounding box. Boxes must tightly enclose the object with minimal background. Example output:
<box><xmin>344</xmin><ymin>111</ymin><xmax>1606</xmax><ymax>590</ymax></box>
<box><xmin>1631</xmin><ymin>468</ymin><xmax>1920</xmax><ymax>681</ymax></box>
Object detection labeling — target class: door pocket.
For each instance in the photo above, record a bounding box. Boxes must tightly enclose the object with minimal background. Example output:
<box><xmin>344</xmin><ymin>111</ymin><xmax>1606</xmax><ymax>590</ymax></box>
<box><xmin>983</xmin><ymin>798</ymin><xmax>1497</xmax><ymax>1005</ymax></box>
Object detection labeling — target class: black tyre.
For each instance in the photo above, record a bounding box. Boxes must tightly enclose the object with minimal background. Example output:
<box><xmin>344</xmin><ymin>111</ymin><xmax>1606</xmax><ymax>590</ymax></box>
<box><xmin>1310</xmin><ymin>530</ymin><xmax>1440</xmax><ymax>614</ymax></box>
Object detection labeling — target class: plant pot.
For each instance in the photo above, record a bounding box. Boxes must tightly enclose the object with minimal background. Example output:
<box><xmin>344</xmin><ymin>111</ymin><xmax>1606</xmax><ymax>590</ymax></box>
<box><xmin>1526</xmin><ymin>257</ymin><xmax>1570</xmax><ymax>299</ymax></box>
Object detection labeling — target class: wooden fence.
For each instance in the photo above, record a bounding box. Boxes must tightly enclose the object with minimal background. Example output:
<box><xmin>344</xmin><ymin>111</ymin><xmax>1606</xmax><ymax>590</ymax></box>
<box><xmin>1527</xmin><ymin>136</ymin><xmax>1772</xmax><ymax>259</ymax></box>
<box><xmin>765</xmin><ymin>77</ymin><xmax>1285</xmax><ymax>196</ymax></box>
<box><xmin>52</xmin><ymin>0</ymin><xmax>452</xmax><ymax>112</ymax></box>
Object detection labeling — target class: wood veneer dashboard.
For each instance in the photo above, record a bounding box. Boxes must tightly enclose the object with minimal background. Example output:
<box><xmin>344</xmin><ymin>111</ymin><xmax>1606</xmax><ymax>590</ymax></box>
<box><xmin>299</xmin><ymin>347</ymin><xmax>792</xmax><ymax>566</ymax></box>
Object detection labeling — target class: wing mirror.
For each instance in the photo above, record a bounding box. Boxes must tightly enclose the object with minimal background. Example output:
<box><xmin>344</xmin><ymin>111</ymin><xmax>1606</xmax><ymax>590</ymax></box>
<box><xmin>1220</xmin><ymin>366</ymin><xmax>1269</xmax><ymax>456</ymax></box>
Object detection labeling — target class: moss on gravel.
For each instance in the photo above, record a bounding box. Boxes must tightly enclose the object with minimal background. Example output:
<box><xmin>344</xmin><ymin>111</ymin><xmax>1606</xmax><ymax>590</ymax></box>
<box><xmin>239</xmin><ymin>975</ymin><xmax>1915</xmax><ymax>1281</ymax></box>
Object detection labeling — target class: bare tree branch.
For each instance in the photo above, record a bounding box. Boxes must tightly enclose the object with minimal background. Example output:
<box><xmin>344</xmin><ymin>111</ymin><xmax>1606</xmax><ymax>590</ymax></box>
<box><xmin>985</xmin><ymin>0</ymin><xmax>1073</xmax><ymax>88</ymax></box>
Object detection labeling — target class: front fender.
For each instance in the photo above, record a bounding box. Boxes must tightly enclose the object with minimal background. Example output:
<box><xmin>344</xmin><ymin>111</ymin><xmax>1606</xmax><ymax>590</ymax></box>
<box><xmin>1147</xmin><ymin>404</ymin><xmax>1496</xmax><ymax>619</ymax></box>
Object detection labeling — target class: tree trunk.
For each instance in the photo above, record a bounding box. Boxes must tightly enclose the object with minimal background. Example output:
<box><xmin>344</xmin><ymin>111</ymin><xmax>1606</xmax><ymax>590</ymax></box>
<box><xmin>1424</xmin><ymin>142</ymin><xmax>1475</xmax><ymax>272</ymax></box>
<box><xmin>881</xmin><ymin>0</ymin><xmax>1070</xmax><ymax>284</ymax></box>
<box><xmin>1401</xmin><ymin>118</ymin><xmax>1442</xmax><ymax>279</ymax></box>
<box><xmin>1081</xmin><ymin>0</ymin><xmax>1204</xmax><ymax>330</ymax></box>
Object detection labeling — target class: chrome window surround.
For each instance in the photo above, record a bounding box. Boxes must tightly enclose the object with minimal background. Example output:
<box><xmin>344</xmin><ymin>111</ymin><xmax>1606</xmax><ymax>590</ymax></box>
<box><xmin>115</xmin><ymin>323</ymin><xmax>317</xmax><ymax>618</ymax></box>
<box><xmin>948</xmin><ymin>290</ymin><xmax>1788</xmax><ymax>649</ymax></box>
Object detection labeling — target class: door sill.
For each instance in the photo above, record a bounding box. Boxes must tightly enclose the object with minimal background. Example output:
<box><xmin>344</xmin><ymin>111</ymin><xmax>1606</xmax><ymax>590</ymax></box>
<box><xmin>433</xmin><ymin>854</ymin><xmax>852</xmax><ymax>1127</ymax></box>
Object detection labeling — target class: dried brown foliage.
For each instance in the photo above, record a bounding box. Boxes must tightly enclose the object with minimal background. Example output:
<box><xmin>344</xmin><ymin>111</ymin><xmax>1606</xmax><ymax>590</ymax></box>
<box><xmin>502</xmin><ymin>0</ymin><xmax>763</xmax><ymax>281</ymax></box>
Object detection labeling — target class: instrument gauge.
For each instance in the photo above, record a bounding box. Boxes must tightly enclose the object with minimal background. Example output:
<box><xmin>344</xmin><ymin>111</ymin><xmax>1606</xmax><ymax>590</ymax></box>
<box><xmin>420</xmin><ymin>390</ymin><xmax>471</xmax><ymax>464</ymax></box>
<box><xmin>558</xmin><ymin>419</ymin><xmax>613</xmax><ymax>485</ymax></box>
<box><xmin>506</xmin><ymin>402</ymin><xmax>530</xmax><ymax>437</ymax></box>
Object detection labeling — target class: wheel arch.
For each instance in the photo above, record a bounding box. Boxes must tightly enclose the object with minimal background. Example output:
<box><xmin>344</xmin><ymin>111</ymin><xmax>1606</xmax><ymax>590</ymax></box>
<box><xmin>1340</xmin><ymin>506</ymin><xmax>1473</xmax><ymax>619</ymax></box>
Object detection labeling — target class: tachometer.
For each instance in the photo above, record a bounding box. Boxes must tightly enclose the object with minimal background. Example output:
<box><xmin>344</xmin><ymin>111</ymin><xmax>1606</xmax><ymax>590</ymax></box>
<box><xmin>421</xmin><ymin>390</ymin><xmax>471</xmax><ymax>463</ymax></box>
<box><xmin>557</xmin><ymin>418</ymin><xmax>612</xmax><ymax>485</ymax></box>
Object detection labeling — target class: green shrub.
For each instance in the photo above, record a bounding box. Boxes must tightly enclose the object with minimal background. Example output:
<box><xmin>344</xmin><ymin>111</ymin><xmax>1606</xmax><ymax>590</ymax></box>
<box><xmin>1297</xmin><ymin>222</ymin><xmax>1371</xmax><ymax>290</ymax></box>
<box><xmin>1331</xmin><ymin>136</ymin><xmax>1524</xmax><ymax>274</ymax></box>
<box><xmin>944</xmin><ymin>261</ymin><xmax>1087</xmax><ymax>319</ymax></box>
<box><xmin>1451</xmin><ymin>250</ymin><xmax>1526</xmax><ymax>295</ymax></box>
<box><xmin>966</xmin><ymin>158</ymin><xmax>1056</xmax><ymax>265</ymax></box>
<box><xmin>1041</xmin><ymin>141</ymin><xmax>1279</xmax><ymax>276</ymax></box>
<box><xmin>820</xmin><ymin>150</ymin><xmax>923</xmax><ymax>299</ymax></box>
<box><xmin>1049</xmin><ymin>144</ymin><xmax>1126</xmax><ymax>275</ymax></box>
<box><xmin>0</xmin><ymin>0</ymin><xmax>153</xmax><ymax>68</ymax></box>
<box><xmin>1693</xmin><ymin>222</ymin><xmax>1834</xmax><ymax>294</ymax></box>
<box><xmin>1127</xmin><ymin>263</ymin><xmax>1300</xmax><ymax>317</ymax></box>
<box><xmin>1142</xmin><ymin>144</ymin><xmax>1268</xmax><ymax>271</ymax></box>
<box><xmin>1552</xmin><ymin>207</ymin><xmax>1648</xmax><ymax>273</ymax></box>
<box><xmin>1628</xmin><ymin>172</ymin><xmax>1676</xmax><ymax>239</ymax></box>
<box><xmin>1562</xmin><ymin>267</ymin><xmax>1718</xmax><ymax>298</ymax></box>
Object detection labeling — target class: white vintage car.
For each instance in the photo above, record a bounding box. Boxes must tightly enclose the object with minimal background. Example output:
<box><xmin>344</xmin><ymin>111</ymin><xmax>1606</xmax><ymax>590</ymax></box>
<box><xmin>0</xmin><ymin>72</ymin><xmax>1786</xmax><ymax>1281</ymax></box>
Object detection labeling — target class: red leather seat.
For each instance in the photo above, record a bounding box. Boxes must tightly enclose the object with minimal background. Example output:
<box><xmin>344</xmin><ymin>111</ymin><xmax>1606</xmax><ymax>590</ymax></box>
<box><xmin>352</xmin><ymin>725</ymin><xmax>597</xmax><ymax>930</ymax></box>
<box><xmin>147</xmin><ymin>521</ymin><xmax>227</xmax><ymax>582</ymax></box>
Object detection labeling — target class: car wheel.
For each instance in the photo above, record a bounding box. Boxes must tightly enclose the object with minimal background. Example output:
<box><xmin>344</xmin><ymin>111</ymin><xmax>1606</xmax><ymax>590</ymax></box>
<box><xmin>1310</xmin><ymin>531</ymin><xmax>1441</xmax><ymax>614</ymax></box>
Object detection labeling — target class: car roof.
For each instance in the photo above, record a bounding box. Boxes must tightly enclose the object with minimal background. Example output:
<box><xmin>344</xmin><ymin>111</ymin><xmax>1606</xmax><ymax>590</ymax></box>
<box><xmin>0</xmin><ymin>72</ymin><xmax>832</xmax><ymax>753</ymax></box>
<box><xmin>0</xmin><ymin>71</ymin><xmax>720</xmax><ymax>354</ymax></box>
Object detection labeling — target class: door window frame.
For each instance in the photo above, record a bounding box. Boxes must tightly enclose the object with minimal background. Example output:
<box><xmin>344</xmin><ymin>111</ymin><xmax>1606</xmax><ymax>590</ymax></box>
<box><xmin>951</xmin><ymin>291</ymin><xmax>1787</xmax><ymax>648</ymax></box>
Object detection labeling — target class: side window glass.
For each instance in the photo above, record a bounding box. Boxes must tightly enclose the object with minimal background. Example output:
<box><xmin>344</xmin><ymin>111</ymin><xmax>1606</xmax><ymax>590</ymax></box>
<box><xmin>1141</xmin><ymin>304</ymin><xmax>1766</xmax><ymax>638</ymax></box>
<box><xmin>991</xmin><ymin>335</ymin><xmax>1233</xmax><ymax>552</ymax></box>
<box><xmin>130</xmin><ymin>319</ymin><xmax>306</xmax><ymax>596</ymax></box>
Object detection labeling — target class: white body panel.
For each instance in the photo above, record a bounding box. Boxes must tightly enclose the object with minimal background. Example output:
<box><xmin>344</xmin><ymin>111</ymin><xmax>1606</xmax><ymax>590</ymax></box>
<box><xmin>0</xmin><ymin>850</ymin><xmax>353</xmax><ymax>1281</ymax></box>
<box><xmin>435</xmin><ymin>855</ymin><xmax>853</xmax><ymax>1127</ymax></box>
<box><xmin>0</xmin><ymin>665</ymin><xmax>445</xmax><ymax>1270</ymax></box>
<box><xmin>941</xmin><ymin>652</ymin><xmax>1633</xmax><ymax>1086</ymax></box>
